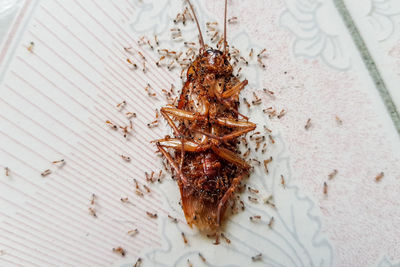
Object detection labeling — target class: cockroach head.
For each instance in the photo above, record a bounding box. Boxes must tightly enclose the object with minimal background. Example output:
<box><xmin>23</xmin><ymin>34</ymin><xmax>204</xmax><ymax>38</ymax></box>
<box><xmin>189</xmin><ymin>48</ymin><xmax>232</xmax><ymax>77</ymax></box>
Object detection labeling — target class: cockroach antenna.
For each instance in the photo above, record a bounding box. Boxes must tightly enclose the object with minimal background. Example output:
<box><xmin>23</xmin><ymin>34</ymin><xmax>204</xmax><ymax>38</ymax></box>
<box><xmin>223</xmin><ymin>0</ymin><xmax>228</xmax><ymax>53</ymax></box>
<box><xmin>186</xmin><ymin>0</ymin><xmax>205</xmax><ymax>51</ymax></box>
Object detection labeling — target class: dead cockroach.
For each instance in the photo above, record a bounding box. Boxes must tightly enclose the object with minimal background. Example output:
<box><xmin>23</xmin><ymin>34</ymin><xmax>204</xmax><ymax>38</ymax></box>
<box><xmin>112</xmin><ymin>246</ymin><xmax>126</xmax><ymax>257</ymax></box>
<box><xmin>375</xmin><ymin>172</ymin><xmax>384</xmax><ymax>182</ymax></box>
<box><xmin>281</xmin><ymin>175</ymin><xmax>285</xmax><ymax>188</ymax></box>
<box><xmin>305</xmin><ymin>118</ymin><xmax>312</xmax><ymax>130</ymax></box>
<box><xmin>153</xmin><ymin>0</ymin><xmax>256</xmax><ymax>231</ymax></box>
<box><xmin>136</xmin><ymin>190</ymin><xmax>144</xmax><ymax>197</ymax></box>
<box><xmin>252</xmin><ymin>253</ymin><xmax>262</xmax><ymax>261</ymax></box>
<box><xmin>4</xmin><ymin>167</ymin><xmax>9</xmax><ymax>176</ymax></box>
<box><xmin>146</xmin><ymin>211</ymin><xmax>158</xmax><ymax>219</ymax></box>
<box><xmin>41</xmin><ymin>169</ymin><xmax>51</xmax><ymax>177</ymax></box>
<box><xmin>328</xmin><ymin>169</ymin><xmax>338</xmax><ymax>180</ymax></box>
<box><xmin>134</xmin><ymin>258</ymin><xmax>142</xmax><ymax>267</ymax></box>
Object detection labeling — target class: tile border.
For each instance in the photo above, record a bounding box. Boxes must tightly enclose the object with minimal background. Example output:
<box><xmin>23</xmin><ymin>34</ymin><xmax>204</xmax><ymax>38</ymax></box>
<box><xmin>333</xmin><ymin>0</ymin><xmax>400</xmax><ymax>136</ymax></box>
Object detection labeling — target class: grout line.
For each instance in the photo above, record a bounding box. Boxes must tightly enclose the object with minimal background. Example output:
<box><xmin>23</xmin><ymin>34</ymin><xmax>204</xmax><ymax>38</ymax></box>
<box><xmin>333</xmin><ymin>0</ymin><xmax>400</xmax><ymax>137</ymax></box>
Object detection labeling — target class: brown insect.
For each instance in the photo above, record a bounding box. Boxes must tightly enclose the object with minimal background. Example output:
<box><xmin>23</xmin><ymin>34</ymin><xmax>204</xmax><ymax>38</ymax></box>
<box><xmin>153</xmin><ymin>0</ymin><xmax>256</xmax><ymax>231</ymax></box>
<box><xmin>112</xmin><ymin>246</ymin><xmax>126</xmax><ymax>257</ymax></box>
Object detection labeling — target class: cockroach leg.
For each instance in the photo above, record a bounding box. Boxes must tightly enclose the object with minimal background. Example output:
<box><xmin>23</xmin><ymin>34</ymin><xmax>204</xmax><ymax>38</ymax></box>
<box><xmin>220</xmin><ymin>80</ymin><xmax>248</xmax><ymax>98</ymax></box>
<box><xmin>154</xmin><ymin>138</ymin><xmax>211</xmax><ymax>152</ymax></box>
<box><xmin>216</xmin><ymin>173</ymin><xmax>245</xmax><ymax>225</ymax></box>
<box><xmin>211</xmin><ymin>146</ymin><xmax>250</xmax><ymax>170</ymax></box>
<box><xmin>156</xmin><ymin>142</ymin><xmax>189</xmax><ymax>186</ymax></box>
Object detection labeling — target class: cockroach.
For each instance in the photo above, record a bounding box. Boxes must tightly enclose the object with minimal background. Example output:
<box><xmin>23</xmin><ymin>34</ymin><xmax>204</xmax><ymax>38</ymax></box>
<box><xmin>112</xmin><ymin>246</ymin><xmax>126</xmax><ymax>257</ymax></box>
<box><xmin>126</xmin><ymin>112</ymin><xmax>137</xmax><ymax>119</ymax></box>
<box><xmin>187</xmin><ymin>259</ymin><xmax>193</xmax><ymax>267</ymax></box>
<box><xmin>41</xmin><ymin>169</ymin><xmax>51</xmax><ymax>177</ymax></box>
<box><xmin>252</xmin><ymin>253</ymin><xmax>262</xmax><ymax>261</ymax></box>
<box><xmin>328</xmin><ymin>169</ymin><xmax>338</xmax><ymax>180</ymax></box>
<box><xmin>375</xmin><ymin>172</ymin><xmax>384</xmax><ymax>182</ymax></box>
<box><xmin>281</xmin><ymin>174</ymin><xmax>285</xmax><ymax>188</ymax></box>
<box><xmin>134</xmin><ymin>257</ymin><xmax>142</xmax><ymax>267</ymax></box>
<box><xmin>153</xmin><ymin>0</ymin><xmax>256</xmax><ymax>231</ymax></box>
<box><xmin>4</xmin><ymin>167</ymin><xmax>9</xmax><ymax>176</ymax></box>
